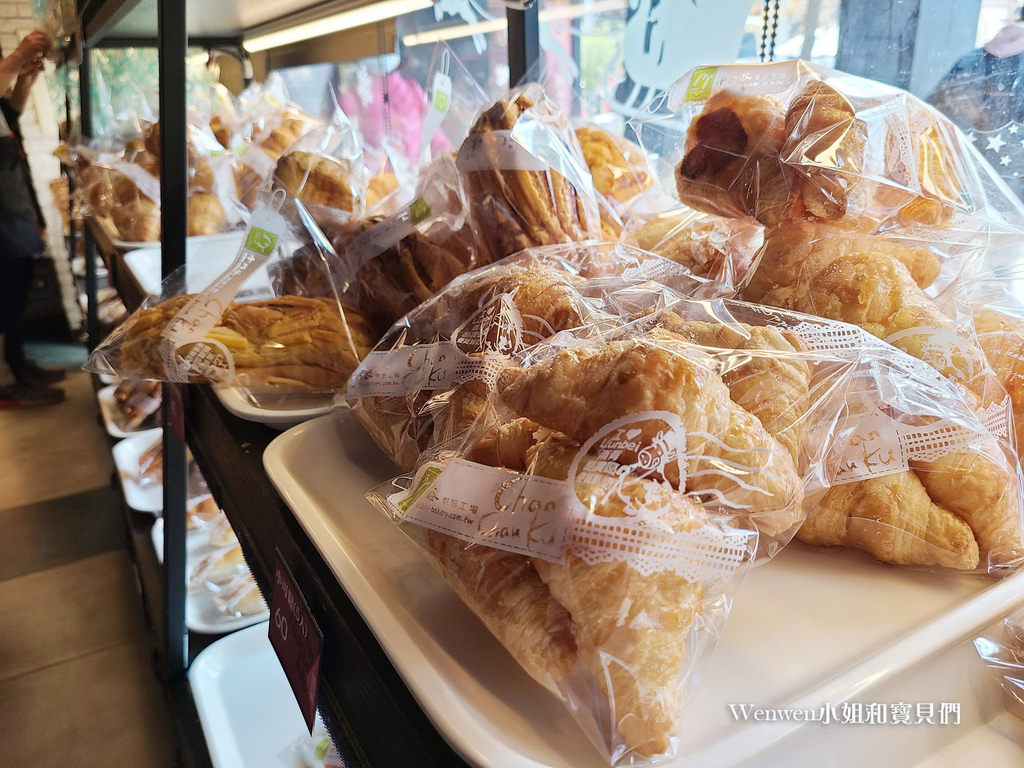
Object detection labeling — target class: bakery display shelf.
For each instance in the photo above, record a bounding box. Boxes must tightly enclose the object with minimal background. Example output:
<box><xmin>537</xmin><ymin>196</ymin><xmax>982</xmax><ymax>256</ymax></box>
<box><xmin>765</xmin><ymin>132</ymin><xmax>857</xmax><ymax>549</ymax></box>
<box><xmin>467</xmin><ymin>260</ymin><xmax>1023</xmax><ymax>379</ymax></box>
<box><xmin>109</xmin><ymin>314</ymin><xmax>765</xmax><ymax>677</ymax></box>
<box><xmin>263</xmin><ymin>415</ymin><xmax>1024</xmax><ymax>767</ymax></box>
<box><xmin>183</xmin><ymin>384</ymin><xmax>465</xmax><ymax>767</ymax></box>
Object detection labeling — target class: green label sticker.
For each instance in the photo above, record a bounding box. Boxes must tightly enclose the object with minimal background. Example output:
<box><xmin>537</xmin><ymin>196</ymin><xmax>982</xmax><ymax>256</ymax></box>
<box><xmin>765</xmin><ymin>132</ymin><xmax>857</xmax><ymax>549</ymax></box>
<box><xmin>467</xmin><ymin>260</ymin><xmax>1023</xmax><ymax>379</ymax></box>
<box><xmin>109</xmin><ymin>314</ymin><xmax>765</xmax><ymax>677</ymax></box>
<box><xmin>685</xmin><ymin>66</ymin><xmax>719</xmax><ymax>102</ymax></box>
<box><xmin>398</xmin><ymin>465</ymin><xmax>442</xmax><ymax>513</ymax></box>
<box><xmin>434</xmin><ymin>89</ymin><xmax>450</xmax><ymax>113</ymax></box>
<box><xmin>409</xmin><ymin>197</ymin><xmax>431</xmax><ymax>225</ymax></box>
<box><xmin>245</xmin><ymin>226</ymin><xmax>279</xmax><ymax>256</ymax></box>
<box><xmin>314</xmin><ymin>739</ymin><xmax>330</xmax><ymax>761</ymax></box>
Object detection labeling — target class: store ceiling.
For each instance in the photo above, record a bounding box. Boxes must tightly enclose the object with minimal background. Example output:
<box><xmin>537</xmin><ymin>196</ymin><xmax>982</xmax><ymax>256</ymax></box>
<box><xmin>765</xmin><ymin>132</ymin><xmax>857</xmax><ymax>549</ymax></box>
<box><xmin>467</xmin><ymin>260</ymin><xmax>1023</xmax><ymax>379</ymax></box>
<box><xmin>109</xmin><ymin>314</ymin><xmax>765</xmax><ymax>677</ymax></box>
<box><xmin>87</xmin><ymin>0</ymin><xmax>362</xmax><ymax>42</ymax></box>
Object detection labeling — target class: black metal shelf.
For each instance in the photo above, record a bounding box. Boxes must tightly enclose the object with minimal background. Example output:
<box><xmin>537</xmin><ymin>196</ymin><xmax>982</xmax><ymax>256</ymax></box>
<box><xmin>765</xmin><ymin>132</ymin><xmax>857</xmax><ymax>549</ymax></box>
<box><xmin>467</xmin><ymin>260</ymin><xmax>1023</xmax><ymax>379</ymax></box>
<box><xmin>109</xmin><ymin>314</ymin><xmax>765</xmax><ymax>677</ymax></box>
<box><xmin>75</xmin><ymin>0</ymin><xmax>542</xmax><ymax>762</ymax></box>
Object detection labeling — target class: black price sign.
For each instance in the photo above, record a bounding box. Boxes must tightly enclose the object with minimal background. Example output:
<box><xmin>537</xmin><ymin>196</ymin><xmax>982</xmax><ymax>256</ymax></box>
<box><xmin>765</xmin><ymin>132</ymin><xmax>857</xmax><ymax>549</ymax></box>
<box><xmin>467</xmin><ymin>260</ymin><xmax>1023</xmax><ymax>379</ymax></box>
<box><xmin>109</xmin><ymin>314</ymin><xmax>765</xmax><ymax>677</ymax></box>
<box><xmin>268</xmin><ymin>551</ymin><xmax>323</xmax><ymax>732</ymax></box>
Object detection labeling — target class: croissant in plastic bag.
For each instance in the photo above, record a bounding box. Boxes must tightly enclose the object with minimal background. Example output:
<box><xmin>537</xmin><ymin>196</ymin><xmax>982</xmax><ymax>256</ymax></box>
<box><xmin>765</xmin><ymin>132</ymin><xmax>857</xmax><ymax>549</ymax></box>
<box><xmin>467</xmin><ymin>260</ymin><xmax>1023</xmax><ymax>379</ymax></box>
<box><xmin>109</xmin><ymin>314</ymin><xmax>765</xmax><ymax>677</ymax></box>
<box><xmin>345</xmin><ymin>248</ymin><xmax>604</xmax><ymax>470</ymax></box>
<box><xmin>637</xmin><ymin>59</ymin><xmax>1024</xmax><ymax>237</ymax></box>
<box><xmin>371</xmin><ymin>345</ymin><xmax>763</xmax><ymax>763</ymax></box>
<box><xmin>620</xmin><ymin>195</ymin><xmax>764</xmax><ymax>297</ymax></box>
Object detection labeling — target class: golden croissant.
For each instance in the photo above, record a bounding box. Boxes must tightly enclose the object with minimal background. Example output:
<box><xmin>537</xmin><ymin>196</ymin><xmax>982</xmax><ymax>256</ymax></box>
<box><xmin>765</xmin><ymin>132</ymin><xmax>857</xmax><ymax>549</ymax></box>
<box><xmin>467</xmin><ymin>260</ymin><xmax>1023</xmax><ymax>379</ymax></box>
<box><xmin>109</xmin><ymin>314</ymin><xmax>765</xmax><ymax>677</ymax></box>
<box><xmin>974</xmin><ymin>307</ymin><xmax>1024</xmax><ymax>456</ymax></box>
<box><xmin>625</xmin><ymin>209</ymin><xmax>763</xmax><ymax>289</ymax></box>
<box><xmin>117</xmin><ymin>294</ymin><xmax>375</xmax><ymax>391</ymax></box>
<box><xmin>782</xmin><ymin>79</ymin><xmax>867</xmax><ymax>222</ymax></box>
<box><xmin>421</xmin><ymin>528</ymin><xmax>578</xmax><ymax>697</ymax></box>
<box><xmin>497</xmin><ymin>336</ymin><xmax>803</xmax><ymax>537</ymax></box>
<box><xmin>525</xmin><ymin>432</ymin><xmax>709</xmax><ymax>758</ymax></box>
<box><xmin>800</xmin><ymin>473</ymin><xmax>979</xmax><ymax>569</ymax></box>
<box><xmin>650</xmin><ymin>317</ymin><xmax>811</xmax><ymax>465</ymax></box>
<box><xmin>459</xmin><ymin>89</ymin><xmax>598</xmax><ymax>264</ymax></box>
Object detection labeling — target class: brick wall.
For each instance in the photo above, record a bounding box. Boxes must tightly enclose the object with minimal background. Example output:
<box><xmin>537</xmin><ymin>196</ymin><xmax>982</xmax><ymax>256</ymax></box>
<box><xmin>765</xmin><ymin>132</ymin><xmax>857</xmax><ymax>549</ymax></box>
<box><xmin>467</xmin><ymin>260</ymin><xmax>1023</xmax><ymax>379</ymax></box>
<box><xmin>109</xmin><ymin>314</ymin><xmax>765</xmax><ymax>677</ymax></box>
<box><xmin>2</xmin><ymin>6</ymin><xmax>79</xmax><ymax>330</ymax></box>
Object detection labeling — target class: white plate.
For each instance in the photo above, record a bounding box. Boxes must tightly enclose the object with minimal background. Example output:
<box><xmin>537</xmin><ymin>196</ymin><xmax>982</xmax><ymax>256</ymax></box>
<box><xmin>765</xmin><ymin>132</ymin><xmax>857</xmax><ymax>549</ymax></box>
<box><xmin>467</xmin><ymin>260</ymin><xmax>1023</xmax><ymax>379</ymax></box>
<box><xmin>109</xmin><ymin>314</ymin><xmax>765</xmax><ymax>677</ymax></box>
<box><xmin>189</xmin><ymin>623</ymin><xmax>308</xmax><ymax>768</ymax></box>
<box><xmin>122</xmin><ymin>232</ymin><xmax>272</xmax><ymax>299</ymax></box>
<box><xmin>98</xmin><ymin>373</ymin><xmax>120</xmax><ymax>385</ymax></box>
<box><xmin>214</xmin><ymin>385</ymin><xmax>334</xmax><ymax>430</ymax></box>
<box><xmin>264</xmin><ymin>415</ymin><xmax>1024</xmax><ymax>767</ymax></box>
<box><xmin>111</xmin><ymin>428</ymin><xmax>164</xmax><ymax>514</ymax></box>
<box><xmin>151</xmin><ymin>519</ymin><xmax>270</xmax><ymax>634</ymax></box>
<box><xmin>96</xmin><ymin>384</ymin><xmax>157</xmax><ymax>439</ymax></box>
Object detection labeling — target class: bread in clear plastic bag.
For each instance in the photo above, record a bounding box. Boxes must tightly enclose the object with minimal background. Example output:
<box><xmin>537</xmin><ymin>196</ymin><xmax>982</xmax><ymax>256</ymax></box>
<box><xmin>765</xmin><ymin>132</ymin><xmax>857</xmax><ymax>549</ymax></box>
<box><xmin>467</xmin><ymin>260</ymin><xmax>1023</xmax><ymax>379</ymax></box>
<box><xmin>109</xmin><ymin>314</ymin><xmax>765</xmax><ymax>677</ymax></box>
<box><xmin>620</xmin><ymin>193</ymin><xmax>764</xmax><ymax>298</ymax></box>
<box><xmin>456</xmin><ymin>83</ymin><xmax>602</xmax><ymax>265</ymax></box>
<box><xmin>274</xmin><ymin>152</ymin><xmax>483</xmax><ymax>336</ymax></box>
<box><xmin>110</xmin><ymin>379</ymin><xmax>162</xmax><ymax>431</ymax></box>
<box><xmin>345</xmin><ymin>247</ymin><xmax>609</xmax><ymax>470</ymax></box>
<box><xmin>635</xmin><ymin>59</ymin><xmax>1024</xmax><ymax>239</ymax></box>
<box><xmin>575</xmin><ymin>124</ymin><xmax>653</xmax><ymax>239</ymax></box>
<box><xmin>86</xmin><ymin>200</ymin><xmax>378</xmax><ymax>401</ymax></box>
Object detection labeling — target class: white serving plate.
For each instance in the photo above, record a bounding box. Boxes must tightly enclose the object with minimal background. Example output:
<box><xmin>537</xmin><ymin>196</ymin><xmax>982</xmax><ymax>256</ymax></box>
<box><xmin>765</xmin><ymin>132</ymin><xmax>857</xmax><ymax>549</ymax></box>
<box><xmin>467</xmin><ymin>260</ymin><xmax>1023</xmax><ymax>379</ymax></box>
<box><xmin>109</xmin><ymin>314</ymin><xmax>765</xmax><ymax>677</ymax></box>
<box><xmin>96</xmin><ymin>384</ymin><xmax>157</xmax><ymax>439</ymax></box>
<box><xmin>110</xmin><ymin>427</ymin><xmax>164</xmax><ymax>514</ymax></box>
<box><xmin>98</xmin><ymin>373</ymin><xmax>120</xmax><ymax>385</ymax></box>
<box><xmin>214</xmin><ymin>385</ymin><xmax>334</xmax><ymax>430</ymax></box>
<box><xmin>151</xmin><ymin>519</ymin><xmax>269</xmax><ymax>634</ymax></box>
<box><xmin>264</xmin><ymin>414</ymin><xmax>1024</xmax><ymax>767</ymax></box>
<box><xmin>121</xmin><ymin>232</ymin><xmax>272</xmax><ymax>299</ymax></box>
<box><xmin>189</xmin><ymin>623</ymin><xmax>309</xmax><ymax>768</ymax></box>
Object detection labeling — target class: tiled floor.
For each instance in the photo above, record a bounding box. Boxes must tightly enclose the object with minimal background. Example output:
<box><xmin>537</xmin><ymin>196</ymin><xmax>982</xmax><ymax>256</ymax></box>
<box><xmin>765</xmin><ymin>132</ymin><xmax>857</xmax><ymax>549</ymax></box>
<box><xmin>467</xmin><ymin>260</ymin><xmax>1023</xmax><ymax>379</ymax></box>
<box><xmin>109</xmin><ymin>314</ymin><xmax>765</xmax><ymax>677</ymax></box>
<box><xmin>0</xmin><ymin>368</ymin><xmax>178</xmax><ymax>767</ymax></box>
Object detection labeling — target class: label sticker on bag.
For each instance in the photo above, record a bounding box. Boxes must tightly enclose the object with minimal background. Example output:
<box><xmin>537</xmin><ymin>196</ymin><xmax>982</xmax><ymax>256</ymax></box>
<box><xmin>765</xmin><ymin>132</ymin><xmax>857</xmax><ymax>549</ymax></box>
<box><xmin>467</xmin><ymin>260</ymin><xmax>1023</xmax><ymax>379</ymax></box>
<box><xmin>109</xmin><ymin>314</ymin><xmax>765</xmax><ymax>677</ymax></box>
<box><xmin>391</xmin><ymin>412</ymin><xmax>756</xmax><ymax>582</ymax></box>
<box><xmin>343</xmin><ymin>198</ymin><xmax>433</xmax><ymax>271</ymax></box>
<box><xmin>396</xmin><ymin>459</ymin><xmax>570</xmax><ymax>562</ymax></box>
<box><xmin>159</xmin><ymin>205</ymin><xmax>286</xmax><ymax>382</ymax></box>
<box><xmin>347</xmin><ymin>342</ymin><xmax>506</xmax><ymax>397</ymax></box>
<box><xmin>111</xmin><ymin>162</ymin><xmax>162</xmax><ymax>204</ymax></box>
<box><xmin>456</xmin><ymin>131</ymin><xmax>550</xmax><ymax>173</ymax></box>
<box><xmin>420</xmin><ymin>62</ymin><xmax>453</xmax><ymax>162</ymax></box>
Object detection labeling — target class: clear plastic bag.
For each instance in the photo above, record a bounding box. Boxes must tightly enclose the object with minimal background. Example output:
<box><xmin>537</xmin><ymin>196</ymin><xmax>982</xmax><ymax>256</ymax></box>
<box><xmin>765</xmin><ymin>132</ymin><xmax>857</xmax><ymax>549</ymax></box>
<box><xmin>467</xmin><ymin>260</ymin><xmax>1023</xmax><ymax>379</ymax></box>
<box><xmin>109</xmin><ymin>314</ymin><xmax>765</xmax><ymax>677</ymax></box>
<box><xmin>110</xmin><ymin>379</ymin><xmax>161</xmax><ymax>431</ymax></box>
<box><xmin>343</xmin><ymin>243</ymin><xmax>689</xmax><ymax>471</ymax></box>
<box><xmin>455</xmin><ymin>83</ymin><xmax>603</xmax><ymax>265</ymax></box>
<box><xmin>85</xmin><ymin>198</ymin><xmax>378</xmax><ymax>404</ymax></box>
<box><xmin>619</xmin><ymin>190</ymin><xmax>764</xmax><ymax>298</ymax></box>
<box><xmin>633</xmin><ymin>59</ymin><xmax>1024</xmax><ymax>244</ymax></box>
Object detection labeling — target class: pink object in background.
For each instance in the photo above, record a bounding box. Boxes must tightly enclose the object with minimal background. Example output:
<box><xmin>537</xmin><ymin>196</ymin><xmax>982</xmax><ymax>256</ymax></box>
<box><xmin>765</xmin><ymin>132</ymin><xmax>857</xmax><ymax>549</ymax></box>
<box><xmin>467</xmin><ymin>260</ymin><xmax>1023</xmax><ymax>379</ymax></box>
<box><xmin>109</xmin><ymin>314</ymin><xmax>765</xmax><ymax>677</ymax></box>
<box><xmin>339</xmin><ymin>71</ymin><xmax>452</xmax><ymax>164</ymax></box>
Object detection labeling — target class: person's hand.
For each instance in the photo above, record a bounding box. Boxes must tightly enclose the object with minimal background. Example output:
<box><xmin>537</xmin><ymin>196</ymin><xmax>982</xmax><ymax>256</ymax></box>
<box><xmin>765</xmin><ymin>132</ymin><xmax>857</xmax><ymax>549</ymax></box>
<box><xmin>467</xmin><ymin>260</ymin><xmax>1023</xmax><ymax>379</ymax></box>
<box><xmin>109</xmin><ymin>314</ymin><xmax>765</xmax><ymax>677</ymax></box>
<box><xmin>12</xmin><ymin>31</ymin><xmax>51</xmax><ymax>65</ymax></box>
<box><xmin>19</xmin><ymin>57</ymin><xmax>43</xmax><ymax>78</ymax></box>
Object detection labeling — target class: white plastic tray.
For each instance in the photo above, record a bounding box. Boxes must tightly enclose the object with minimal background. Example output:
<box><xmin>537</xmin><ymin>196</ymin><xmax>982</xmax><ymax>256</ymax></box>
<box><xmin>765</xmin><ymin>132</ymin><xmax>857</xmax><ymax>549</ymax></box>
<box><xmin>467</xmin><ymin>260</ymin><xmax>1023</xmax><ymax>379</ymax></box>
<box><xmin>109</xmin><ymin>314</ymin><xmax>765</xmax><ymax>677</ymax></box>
<box><xmin>214</xmin><ymin>385</ymin><xmax>334</xmax><ymax>430</ymax></box>
<box><xmin>96</xmin><ymin>384</ymin><xmax>157</xmax><ymax>439</ymax></box>
<box><xmin>151</xmin><ymin>519</ymin><xmax>269</xmax><ymax>634</ymax></box>
<box><xmin>122</xmin><ymin>232</ymin><xmax>271</xmax><ymax>299</ymax></box>
<box><xmin>264</xmin><ymin>414</ymin><xmax>1024</xmax><ymax>767</ymax></box>
<box><xmin>189</xmin><ymin>623</ymin><xmax>309</xmax><ymax>768</ymax></box>
<box><xmin>110</xmin><ymin>428</ymin><xmax>164</xmax><ymax>514</ymax></box>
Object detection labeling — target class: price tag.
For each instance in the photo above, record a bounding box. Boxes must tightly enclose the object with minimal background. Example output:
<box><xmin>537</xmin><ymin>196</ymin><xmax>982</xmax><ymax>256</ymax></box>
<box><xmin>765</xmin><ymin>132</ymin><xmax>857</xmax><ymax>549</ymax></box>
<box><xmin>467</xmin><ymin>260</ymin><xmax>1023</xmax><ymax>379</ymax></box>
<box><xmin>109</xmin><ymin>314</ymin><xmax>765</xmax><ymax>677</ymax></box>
<box><xmin>269</xmin><ymin>552</ymin><xmax>323</xmax><ymax>733</ymax></box>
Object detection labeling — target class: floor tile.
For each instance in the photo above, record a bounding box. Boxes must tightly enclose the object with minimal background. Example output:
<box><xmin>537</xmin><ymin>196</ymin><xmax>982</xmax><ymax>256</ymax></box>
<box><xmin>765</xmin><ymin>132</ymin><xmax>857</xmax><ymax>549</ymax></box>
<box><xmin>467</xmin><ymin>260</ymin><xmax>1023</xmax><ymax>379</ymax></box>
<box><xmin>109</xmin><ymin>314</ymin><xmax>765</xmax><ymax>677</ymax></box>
<box><xmin>0</xmin><ymin>485</ymin><xmax>125</xmax><ymax>581</ymax></box>
<box><xmin>0</xmin><ymin>550</ymin><xmax>147</xmax><ymax>683</ymax></box>
<box><xmin>0</xmin><ymin>371</ymin><xmax>113</xmax><ymax>511</ymax></box>
<box><xmin>0</xmin><ymin>641</ymin><xmax>177</xmax><ymax>767</ymax></box>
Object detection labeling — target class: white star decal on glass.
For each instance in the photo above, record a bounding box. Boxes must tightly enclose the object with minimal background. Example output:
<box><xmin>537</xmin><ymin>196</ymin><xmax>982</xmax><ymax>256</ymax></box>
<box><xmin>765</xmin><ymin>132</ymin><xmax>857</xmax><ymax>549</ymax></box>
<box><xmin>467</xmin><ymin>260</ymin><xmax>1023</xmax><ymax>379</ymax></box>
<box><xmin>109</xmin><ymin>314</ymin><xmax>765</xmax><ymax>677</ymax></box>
<box><xmin>988</xmin><ymin>134</ymin><xmax>1007</xmax><ymax>152</ymax></box>
<box><xmin>1000</xmin><ymin>155</ymin><xmax>1012</xmax><ymax>166</ymax></box>
<box><xmin>966</xmin><ymin>131</ymin><xmax>977</xmax><ymax>143</ymax></box>
<box><xmin>1011</xmin><ymin>125</ymin><xmax>1020</xmax><ymax>135</ymax></box>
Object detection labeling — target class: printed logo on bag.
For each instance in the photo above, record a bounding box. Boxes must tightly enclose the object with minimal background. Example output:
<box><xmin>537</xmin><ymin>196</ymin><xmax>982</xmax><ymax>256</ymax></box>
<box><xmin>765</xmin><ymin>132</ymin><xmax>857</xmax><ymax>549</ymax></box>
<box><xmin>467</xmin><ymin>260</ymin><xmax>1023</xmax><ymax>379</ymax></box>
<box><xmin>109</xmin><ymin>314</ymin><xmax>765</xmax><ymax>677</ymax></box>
<box><xmin>245</xmin><ymin>226</ymin><xmax>279</xmax><ymax>256</ymax></box>
<box><xmin>685</xmin><ymin>67</ymin><xmax>719</xmax><ymax>102</ymax></box>
<box><xmin>885</xmin><ymin>327</ymin><xmax>987</xmax><ymax>389</ymax></box>
<box><xmin>452</xmin><ymin>294</ymin><xmax>524</xmax><ymax>356</ymax></box>
<box><xmin>409</xmin><ymin>197</ymin><xmax>432</xmax><ymax>225</ymax></box>
<box><xmin>568</xmin><ymin>412</ymin><xmax>687</xmax><ymax>525</ymax></box>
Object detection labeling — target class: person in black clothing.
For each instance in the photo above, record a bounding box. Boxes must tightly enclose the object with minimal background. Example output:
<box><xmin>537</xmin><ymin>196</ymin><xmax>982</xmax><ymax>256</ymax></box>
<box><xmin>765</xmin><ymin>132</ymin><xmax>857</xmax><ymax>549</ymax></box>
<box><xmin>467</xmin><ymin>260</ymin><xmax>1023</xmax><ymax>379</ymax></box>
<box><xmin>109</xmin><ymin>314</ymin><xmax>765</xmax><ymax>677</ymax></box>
<box><xmin>0</xmin><ymin>30</ymin><xmax>65</xmax><ymax>408</ymax></box>
<box><xmin>929</xmin><ymin>13</ymin><xmax>1024</xmax><ymax>198</ymax></box>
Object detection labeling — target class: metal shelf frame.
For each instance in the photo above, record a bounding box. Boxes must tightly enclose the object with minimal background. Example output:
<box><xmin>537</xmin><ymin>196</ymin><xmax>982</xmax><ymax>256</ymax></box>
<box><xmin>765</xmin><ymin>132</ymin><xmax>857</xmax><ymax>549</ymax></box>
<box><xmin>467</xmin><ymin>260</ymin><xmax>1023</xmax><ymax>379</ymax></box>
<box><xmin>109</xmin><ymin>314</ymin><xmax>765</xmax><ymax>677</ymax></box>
<box><xmin>75</xmin><ymin>0</ymin><xmax>542</xmax><ymax>765</ymax></box>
